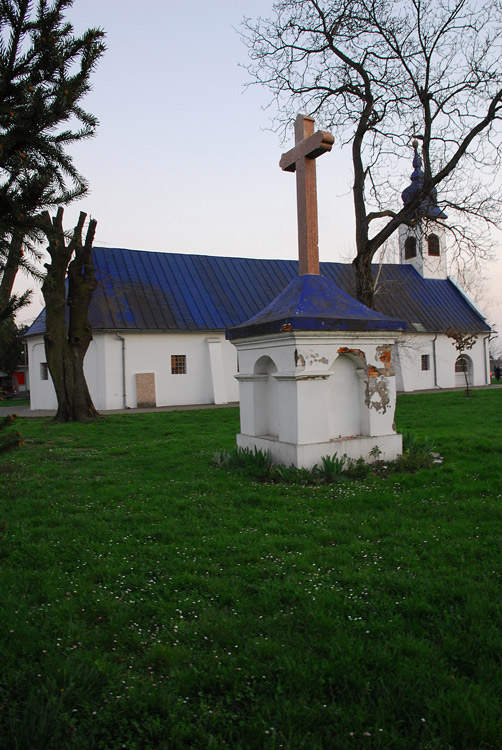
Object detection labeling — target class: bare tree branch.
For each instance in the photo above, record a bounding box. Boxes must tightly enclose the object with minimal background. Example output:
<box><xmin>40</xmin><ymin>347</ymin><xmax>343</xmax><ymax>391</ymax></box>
<box><xmin>241</xmin><ymin>0</ymin><xmax>502</xmax><ymax>306</ymax></box>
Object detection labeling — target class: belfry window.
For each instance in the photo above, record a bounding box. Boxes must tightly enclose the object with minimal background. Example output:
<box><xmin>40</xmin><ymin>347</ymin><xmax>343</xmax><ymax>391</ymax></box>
<box><xmin>427</xmin><ymin>234</ymin><xmax>440</xmax><ymax>256</ymax></box>
<box><xmin>404</xmin><ymin>236</ymin><xmax>416</xmax><ymax>259</ymax></box>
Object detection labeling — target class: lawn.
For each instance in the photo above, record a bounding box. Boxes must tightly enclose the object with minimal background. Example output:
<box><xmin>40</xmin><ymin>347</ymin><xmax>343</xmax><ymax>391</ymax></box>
<box><xmin>1</xmin><ymin>390</ymin><xmax>501</xmax><ymax>749</ymax></box>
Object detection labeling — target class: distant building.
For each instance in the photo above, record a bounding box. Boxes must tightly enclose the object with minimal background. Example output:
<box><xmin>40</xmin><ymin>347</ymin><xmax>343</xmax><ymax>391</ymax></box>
<box><xmin>24</xmin><ymin>145</ymin><xmax>493</xmax><ymax>411</ymax></box>
<box><xmin>25</xmin><ymin>246</ymin><xmax>491</xmax><ymax>412</ymax></box>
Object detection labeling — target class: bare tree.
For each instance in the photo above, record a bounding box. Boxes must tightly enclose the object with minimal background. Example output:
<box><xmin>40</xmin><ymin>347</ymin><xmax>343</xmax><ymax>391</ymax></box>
<box><xmin>446</xmin><ymin>327</ymin><xmax>477</xmax><ymax>396</ymax></box>
<box><xmin>41</xmin><ymin>208</ymin><xmax>99</xmax><ymax>423</ymax></box>
<box><xmin>241</xmin><ymin>0</ymin><xmax>502</xmax><ymax>307</ymax></box>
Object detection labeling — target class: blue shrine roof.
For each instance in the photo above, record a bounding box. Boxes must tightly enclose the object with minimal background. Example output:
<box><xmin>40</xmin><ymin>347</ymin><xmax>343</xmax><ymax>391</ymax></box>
<box><xmin>25</xmin><ymin>247</ymin><xmax>491</xmax><ymax>337</ymax></box>
<box><xmin>226</xmin><ymin>274</ymin><xmax>405</xmax><ymax>339</ymax></box>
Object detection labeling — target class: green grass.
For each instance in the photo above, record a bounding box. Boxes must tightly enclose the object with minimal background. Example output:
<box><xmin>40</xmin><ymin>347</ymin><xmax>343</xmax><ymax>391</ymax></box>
<box><xmin>1</xmin><ymin>390</ymin><xmax>501</xmax><ymax>749</ymax></box>
<box><xmin>0</xmin><ymin>396</ymin><xmax>30</xmax><ymax>408</ymax></box>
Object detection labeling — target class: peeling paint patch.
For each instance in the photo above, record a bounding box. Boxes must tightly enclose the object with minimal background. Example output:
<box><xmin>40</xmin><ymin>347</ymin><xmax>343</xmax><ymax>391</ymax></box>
<box><xmin>376</xmin><ymin>344</ymin><xmax>394</xmax><ymax>375</ymax></box>
<box><xmin>296</xmin><ymin>349</ymin><xmax>329</xmax><ymax>367</ymax></box>
<box><xmin>294</xmin><ymin>349</ymin><xmax>305</xmax><ymax>368</ymax></box>
<box><xmin>337</xmin><ymin>347</ymin><xmax>367</xmax><ymax>364</ymax></box>
<box><xmin>365</xmin><ymin>378</ymin><xmax>390</xmax><ymax>413</ymax></box>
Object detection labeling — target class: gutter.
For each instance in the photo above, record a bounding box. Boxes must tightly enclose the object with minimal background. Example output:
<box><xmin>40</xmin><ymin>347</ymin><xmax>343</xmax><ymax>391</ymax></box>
<box><xmin>115</xmin><ymin>332</ymin><xmax>127</xmax><ymax>408</ymax></box>
<box><xmin>432</xmin><ymin>333</ymin><xmax>440</xmax><ymax>388</ymax></box>
<box><xmin>483</xmin><ymin>334</ymin><xmax>490</xmax><ymax>384</ymax></box>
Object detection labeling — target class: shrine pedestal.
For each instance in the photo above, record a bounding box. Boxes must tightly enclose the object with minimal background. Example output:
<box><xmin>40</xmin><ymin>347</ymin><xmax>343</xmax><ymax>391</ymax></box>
<box><xmin>227</xmin><ymin>274</ymin><xmax>405</xmax><ymax>470</ymax></box>
<box><xmin>232</xmin><ymin>329</ymin><xmax>402</xmax><ymax>470</ymax></box>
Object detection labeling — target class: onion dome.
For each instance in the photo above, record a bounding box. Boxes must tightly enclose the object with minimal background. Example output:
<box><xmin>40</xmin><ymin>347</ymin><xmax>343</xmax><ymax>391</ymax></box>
<box><xmin>401</xmin><ymin>141</ymin><xmax>447</xmax><ymax>220</ymax></box>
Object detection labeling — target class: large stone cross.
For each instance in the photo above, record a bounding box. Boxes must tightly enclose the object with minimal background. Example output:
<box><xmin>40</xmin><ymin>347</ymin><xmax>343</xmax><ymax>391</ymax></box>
<box><xmin>280</xmin><ymin>114</ymin><xmax>334</xmax><ymax>275</ymax></box>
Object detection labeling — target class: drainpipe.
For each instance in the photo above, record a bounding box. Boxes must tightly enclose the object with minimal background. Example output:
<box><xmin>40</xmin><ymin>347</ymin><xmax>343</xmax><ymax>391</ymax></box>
<box><xmin>432</xmin><ymin>334</ymin><xmax>439</xmax><ymax>388</ymax></box>
<box><xmin>115</xmin><ymin>332</ymin><xmax>127</xmax><ymax>408</ymax></box>
<box><xmin>483</xmin><ymin>335</ymin><xmax>490</xmax><ymax>384</ymax></box>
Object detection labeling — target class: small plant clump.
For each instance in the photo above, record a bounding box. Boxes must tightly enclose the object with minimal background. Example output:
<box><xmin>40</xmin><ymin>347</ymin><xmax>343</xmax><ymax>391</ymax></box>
<box><xmin>0</xmin><ymin>413</ymin><xmax>23</xmax><ymax>457</ymax></box>
<box><xmin>212</xmin><ymin>435</ymin><xmax>438</xmax><ymax>486</ymax></box>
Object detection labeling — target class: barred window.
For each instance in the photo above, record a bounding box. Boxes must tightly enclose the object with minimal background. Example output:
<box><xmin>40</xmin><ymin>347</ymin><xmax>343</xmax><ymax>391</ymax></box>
<box><xmin>421</xmin><ymin>354</ymin><xmax>430</xmax><ymax>371</ymax></box>
<box><xmin>40</xmin><ymin>362</ymin><xmax>49</xmax><ymax>380</ymax></box>
<box><xmin>171</xmin><ymin>355</ymin><xmax>186</xmax><ymax>375</ymax></box>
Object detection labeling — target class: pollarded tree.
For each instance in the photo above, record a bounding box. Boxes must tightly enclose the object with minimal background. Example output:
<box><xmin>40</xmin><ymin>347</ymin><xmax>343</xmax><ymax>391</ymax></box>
<box><xmin>0</xmin><ymin>0</ymin><xmax>105</xmax><ymax>317</ymax></box>
<box><xmin>41</xmin><ymin>208</ymin><xmax>99</xmax><ymax>423</ymax></box>
<box><xmin>241</xmin><ymin>0</ymin><xmax>502</xmax><ymax>307</ymax></box>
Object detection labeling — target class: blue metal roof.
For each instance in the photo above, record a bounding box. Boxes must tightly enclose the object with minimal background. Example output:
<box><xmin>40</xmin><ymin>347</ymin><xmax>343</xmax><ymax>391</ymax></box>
<box><xmin>226</xmin><ymin>274</ymin><xmax>405</xmax><ymax>339</ymax></box>
<box><xmin>25</xmin><ymin>247</ymin><xmax>491</xmax><ymax>337</ymax></box>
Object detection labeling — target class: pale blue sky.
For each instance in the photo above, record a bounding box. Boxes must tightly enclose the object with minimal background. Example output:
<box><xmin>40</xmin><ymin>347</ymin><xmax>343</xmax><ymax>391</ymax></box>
<box><xmin>15</xmin><ymin>0</ymin><xmax>502</xmax><ymax>338</ymax></box>
<box><xmin>62</xmin><ymin>0</ymin><xmax>354</xmax><ymax>257</ymax></box>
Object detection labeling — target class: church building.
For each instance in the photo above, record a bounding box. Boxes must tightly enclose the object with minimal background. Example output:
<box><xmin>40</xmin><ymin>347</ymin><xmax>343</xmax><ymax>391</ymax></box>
<box><xmin>25</xmin><ymin>145</ymin><xmax>492</xmax><ymax>411</ymax></box>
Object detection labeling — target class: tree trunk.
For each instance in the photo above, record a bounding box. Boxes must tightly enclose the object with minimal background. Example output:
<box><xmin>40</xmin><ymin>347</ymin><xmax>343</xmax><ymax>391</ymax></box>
<box><xmin>42</xmin><ymin>208</ymin><xmax>99</xmax><ymax>423</ymax></box>
<box><xmin>44</xmin><ymin>335</ymin><xmax>99</xmax><ymax>422</ymax></box>
<box><xmin>352</xmin><ymin>251</ymin><xmax>375</xmax><ymax>309</ymax></box>
<box><xmin>0</xmin><ymin>233</ymin><xmax>24</xmax><ymax>318</ymax></box>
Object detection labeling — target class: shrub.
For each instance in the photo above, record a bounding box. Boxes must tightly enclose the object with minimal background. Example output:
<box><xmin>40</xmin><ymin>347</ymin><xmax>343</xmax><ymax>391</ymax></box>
<box><xmin>0</xmin><ymin>414</ymin><xmax>23</xmax><ymax>457</ymax></box>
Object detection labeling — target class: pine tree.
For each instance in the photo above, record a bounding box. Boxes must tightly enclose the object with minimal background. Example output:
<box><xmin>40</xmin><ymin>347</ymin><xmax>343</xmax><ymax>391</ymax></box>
<box><xmin>0</xmin><ymin>0</ymin><xmax>105</xmax><ymax>316</ymax></box>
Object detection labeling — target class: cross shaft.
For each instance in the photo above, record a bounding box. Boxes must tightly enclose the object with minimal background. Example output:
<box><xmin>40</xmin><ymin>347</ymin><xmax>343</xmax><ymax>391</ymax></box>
<box><xmin>280</xmin><ymin>114</ymin><xmax>334</xmax><ymax>275</ymax></box>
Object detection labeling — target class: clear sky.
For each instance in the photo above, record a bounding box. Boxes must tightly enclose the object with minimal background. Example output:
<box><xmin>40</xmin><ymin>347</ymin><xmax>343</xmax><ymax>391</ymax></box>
<box><xmin>15</xmin><ymin>0</ymin><xmax>502</xmax><ymax>342</ymax></box>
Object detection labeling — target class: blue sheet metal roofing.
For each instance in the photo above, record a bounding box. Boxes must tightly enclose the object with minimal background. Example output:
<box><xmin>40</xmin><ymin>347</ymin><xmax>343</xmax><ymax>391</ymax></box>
<box><xmin>226</xmin><ymin>274</ymin><xmax>405</xmax><ymax>339</ymax></box>
<box><xmin>25</xmin><ymin>247</ymin><xmax>491</xmax><ymax>337</ymax></box>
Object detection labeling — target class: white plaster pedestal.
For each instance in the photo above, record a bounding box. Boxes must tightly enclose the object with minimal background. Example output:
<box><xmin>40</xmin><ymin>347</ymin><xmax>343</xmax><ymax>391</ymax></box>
<box><xmin>232</xmin><ymin>330</ymin><xmax>402</xmax><ymax>470</ymax></box>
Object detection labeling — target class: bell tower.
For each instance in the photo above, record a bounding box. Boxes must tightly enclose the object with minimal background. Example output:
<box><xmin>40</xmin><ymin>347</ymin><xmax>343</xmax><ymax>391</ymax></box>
<box><xmin>399</xmin><ymin>141</ymin><xmax>448</xmax><ymax>280</ymax></box>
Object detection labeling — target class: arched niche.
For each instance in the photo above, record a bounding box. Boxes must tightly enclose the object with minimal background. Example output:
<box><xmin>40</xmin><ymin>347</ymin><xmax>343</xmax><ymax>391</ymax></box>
<box><xmin>328</xmin><ymin>353</ymin><xmax>363</xmax><ymax>439</ymax></box>
<box><xmin>455</xmin><ymin>354</ymin><xmax>473</xmax><ymax>387</ymax></box>
<box><xmin>252</xmin><ymin>355</ymin><xmax>279</xmax><ymax>438</ymax></box>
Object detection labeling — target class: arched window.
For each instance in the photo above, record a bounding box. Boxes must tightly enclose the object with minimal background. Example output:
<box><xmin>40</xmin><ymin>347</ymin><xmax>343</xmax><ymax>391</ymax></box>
<box><xmin>404</xmin><ymin>236</ymin><xmax>416</xmax><ymax>259</ymax></box>
<box><xmin>427</xmin><ymin>233</ymin><xmax>440</xmax><ymax>256</ymax></box>
<box><xmin>455</xmin><ymin>355</ymin><xmax>473</xmax><ymax>387</ymax></box>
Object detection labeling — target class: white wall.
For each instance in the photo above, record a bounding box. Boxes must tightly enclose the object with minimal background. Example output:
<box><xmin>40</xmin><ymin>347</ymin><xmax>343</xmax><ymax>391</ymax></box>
<box><xmin>27</xmin><ymin>339</ymin><xmax>57</xmax><ymax>410</ymax></box>
<box><xmin>27</xmin><ymin>328</ymin><xmax>490</xmax><ymax>411</ymax></box>
<box><xmin>396</xmin><ymin>333</ymin><xmax>490</xmax><ymax>392</ymax></box>
<box><xmin>27</xmin><ymin>331</ymin><xmax>239</xmax><ymax>411</ymax></box>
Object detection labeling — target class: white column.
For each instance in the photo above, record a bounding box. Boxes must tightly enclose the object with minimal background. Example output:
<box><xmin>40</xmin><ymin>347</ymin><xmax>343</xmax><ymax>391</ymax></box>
<box><xmin>206</xmin><ymin>337</ymin><xmax>228</xmax><ymax>404</ymax></box>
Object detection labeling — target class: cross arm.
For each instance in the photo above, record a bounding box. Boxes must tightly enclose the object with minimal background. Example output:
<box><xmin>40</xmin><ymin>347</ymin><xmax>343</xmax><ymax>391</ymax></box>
<box><xmin>279</xmin><ymin>130</ymin><xmax>335</xmax><ymax>172</ymax></box>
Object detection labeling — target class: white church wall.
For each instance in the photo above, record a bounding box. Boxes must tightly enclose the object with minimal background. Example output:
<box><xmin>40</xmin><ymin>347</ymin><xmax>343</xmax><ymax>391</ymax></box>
<box><xmin>101</xmin><ymin>334</ymin><xmax>125</xmax><ymax>409</ymax></box>
<box><xmin>26</xmin><ymin>326</ymin><xmax>490</xmax><ymax>412</ymax></box>
<box><xmin>28</xmin><ymin>338</ymin><xmax>57</xmax><ymax>410</ymax></box>
<box><xmin>28</xmin><ymin>331</ymin><xmax>240</xmax><ymax>411</ymax></box>
<box><xmin>395</xmin><ymin>333</ymin><xmax>490</xmax><ymax>392</ymax></box>
<box><xmin>27</xmin><ymin>336</ymin><xmax>102</xmax><ymax>410</ymax></box>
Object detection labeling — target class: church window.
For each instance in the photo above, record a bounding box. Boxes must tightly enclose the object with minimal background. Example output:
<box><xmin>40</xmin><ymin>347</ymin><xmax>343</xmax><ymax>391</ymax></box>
<box><xmin>40</xmin><ymin>362</ymin><xmax>49</xmax><ymax>380</ymax></box>
<box><xmin>421</xmin><ymin>354</ymin><xmax>430</xmax><ymax>371</ymax></box>
<box><xmin>404</xmin><ymin>236</ymin><xmax>416</xmax><ymax>259</ymax></box>
<box><xmin>455</xmin><ymin>356</ymin><xmax>468</xmax><ymax>373</ymax></box>
<box><xmin>171</xmin><ymin>355</ymin><xmax>186</xmax><ymax>375</ymax></box>
<box><xmin>427</xmin><ymin>234</ymin><xmax>440</xmax><ymax>256</ymax></box>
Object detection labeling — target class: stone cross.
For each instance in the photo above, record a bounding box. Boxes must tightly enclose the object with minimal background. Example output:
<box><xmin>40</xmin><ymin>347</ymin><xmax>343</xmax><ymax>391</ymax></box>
<box><xmin>280</xmin><ymin>114</ymin><xmax>334</xmax><ymax>275</ymax></box>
